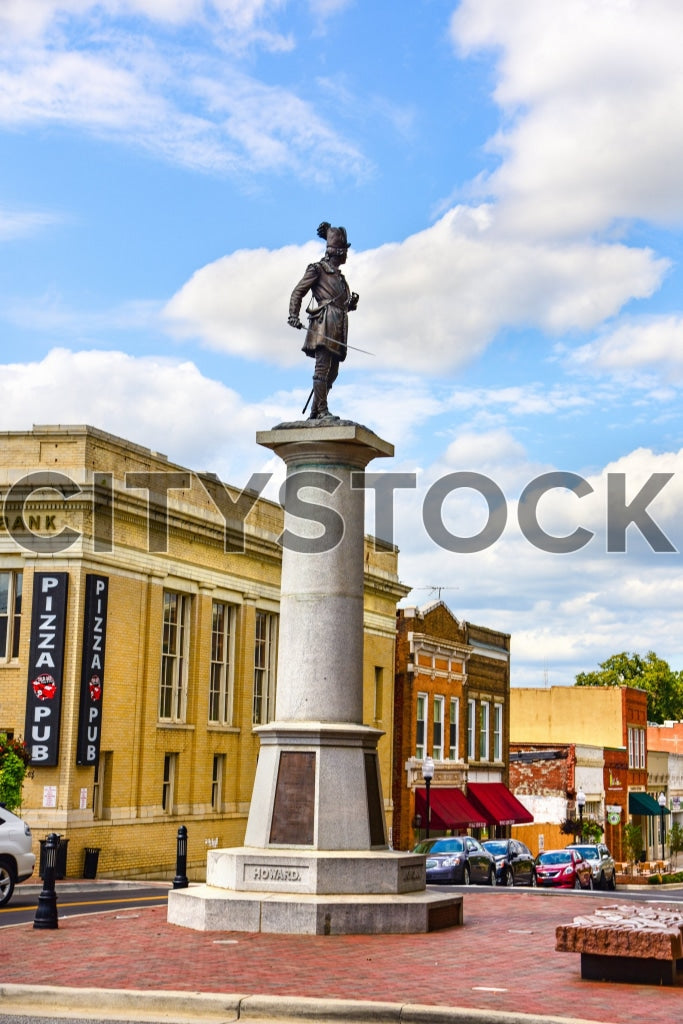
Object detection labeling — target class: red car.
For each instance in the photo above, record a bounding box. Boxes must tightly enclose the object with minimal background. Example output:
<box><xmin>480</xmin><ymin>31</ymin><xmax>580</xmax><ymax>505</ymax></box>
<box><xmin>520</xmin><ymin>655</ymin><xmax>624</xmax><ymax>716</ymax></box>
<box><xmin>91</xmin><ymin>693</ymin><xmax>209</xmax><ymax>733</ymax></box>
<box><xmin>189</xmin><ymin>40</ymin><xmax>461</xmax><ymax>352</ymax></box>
<box><xmin>535</xmin><ymin>848</ymin><xmax>593</xmax><ymax>889</ymax></box>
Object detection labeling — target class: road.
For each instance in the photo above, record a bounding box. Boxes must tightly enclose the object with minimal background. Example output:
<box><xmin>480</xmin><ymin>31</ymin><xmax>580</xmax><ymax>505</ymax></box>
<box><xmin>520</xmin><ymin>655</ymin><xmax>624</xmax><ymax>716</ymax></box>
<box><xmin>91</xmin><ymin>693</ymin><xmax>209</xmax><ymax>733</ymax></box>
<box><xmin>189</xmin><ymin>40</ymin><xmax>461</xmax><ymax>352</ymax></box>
<box><xmin>0</xmin><ymin>883</ymin><xmax>170</xmax><ymax>927</ymax></box>
<box><xmin>444</xmin><ymin>880</ymin><xmax>683</xmax><ymax>901</ymax></box>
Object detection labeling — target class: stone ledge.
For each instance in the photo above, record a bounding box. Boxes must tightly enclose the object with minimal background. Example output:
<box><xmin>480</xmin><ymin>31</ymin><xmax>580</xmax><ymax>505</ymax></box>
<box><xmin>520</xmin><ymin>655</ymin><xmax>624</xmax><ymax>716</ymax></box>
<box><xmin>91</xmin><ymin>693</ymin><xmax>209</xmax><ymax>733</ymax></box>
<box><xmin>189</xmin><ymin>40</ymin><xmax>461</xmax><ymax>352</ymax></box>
<box><xmin>168</xmin><ymin>885</ymin><xmax>463</xmax><ymax>934</ymax></box>
<box><xmin>206</xmin><ymin>847</ymin><xmax>427</xmax><ymax>895</ymax></box>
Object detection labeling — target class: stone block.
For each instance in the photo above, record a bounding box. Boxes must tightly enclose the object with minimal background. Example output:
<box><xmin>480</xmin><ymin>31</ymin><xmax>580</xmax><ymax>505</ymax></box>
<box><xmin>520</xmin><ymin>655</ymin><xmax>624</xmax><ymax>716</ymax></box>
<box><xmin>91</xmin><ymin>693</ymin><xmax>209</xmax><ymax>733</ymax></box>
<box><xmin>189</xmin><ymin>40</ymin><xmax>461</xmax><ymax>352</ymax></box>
<box><xmin>168</xmin><ymin>885</ymin><xmax>462</xmax><ymax>935</ymax></box>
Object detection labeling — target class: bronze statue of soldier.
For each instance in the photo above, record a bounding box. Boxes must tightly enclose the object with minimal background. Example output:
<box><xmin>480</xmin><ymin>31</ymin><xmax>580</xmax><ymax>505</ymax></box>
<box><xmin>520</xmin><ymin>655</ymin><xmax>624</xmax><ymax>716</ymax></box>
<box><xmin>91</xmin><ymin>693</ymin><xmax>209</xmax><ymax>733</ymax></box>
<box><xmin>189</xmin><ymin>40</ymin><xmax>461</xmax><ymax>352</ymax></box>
<box><xmin>288</xmin><ymin>221</ymin><xmax>359</xmax><ymax>420</ymax></box>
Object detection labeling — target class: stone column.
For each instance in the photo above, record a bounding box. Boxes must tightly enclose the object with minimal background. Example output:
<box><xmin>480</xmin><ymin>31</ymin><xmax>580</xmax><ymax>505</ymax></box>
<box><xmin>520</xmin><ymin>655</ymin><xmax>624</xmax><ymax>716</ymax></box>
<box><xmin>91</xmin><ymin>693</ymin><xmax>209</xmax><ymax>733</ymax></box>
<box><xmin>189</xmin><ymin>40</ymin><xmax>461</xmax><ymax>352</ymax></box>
<box><xmin>244</xmin><ymin>422</ymin><xmax>392</xmax><ymax>851</ymax></box>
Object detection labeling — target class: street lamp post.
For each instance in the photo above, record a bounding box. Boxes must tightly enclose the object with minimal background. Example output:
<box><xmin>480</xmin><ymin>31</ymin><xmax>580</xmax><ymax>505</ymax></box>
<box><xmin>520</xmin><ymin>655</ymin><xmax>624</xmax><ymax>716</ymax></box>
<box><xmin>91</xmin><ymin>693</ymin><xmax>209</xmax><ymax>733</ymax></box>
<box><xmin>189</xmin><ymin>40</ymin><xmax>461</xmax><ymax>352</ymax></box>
<box><xmin>658</xmin><ymin>792</ymin><xmax>667</xmax><ymax>862</ymax></box>
<box><xmin>577</xmin><ymin>789</ymin><xmax>586</xmax><ymax>841</ymax></box>
<box><xmin>422</xmin><ymin>756</ymin><xmax>435</xmax><ymax>840</ymax></box>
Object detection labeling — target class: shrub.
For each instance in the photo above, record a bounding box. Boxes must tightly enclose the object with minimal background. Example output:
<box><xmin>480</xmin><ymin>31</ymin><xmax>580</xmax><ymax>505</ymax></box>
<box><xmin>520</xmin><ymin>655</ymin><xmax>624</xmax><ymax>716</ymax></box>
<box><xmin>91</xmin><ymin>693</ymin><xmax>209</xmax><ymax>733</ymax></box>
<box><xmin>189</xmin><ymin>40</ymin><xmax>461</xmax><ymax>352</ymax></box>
<box><xmin>647</xmin><ymin>871</ymin><xmax>683</xmax><ymax>885</ymax></box>
<box><xmin>0</xmin><ymin>734</ymin><xmax>29</xmax><ymax>812</ymax></box>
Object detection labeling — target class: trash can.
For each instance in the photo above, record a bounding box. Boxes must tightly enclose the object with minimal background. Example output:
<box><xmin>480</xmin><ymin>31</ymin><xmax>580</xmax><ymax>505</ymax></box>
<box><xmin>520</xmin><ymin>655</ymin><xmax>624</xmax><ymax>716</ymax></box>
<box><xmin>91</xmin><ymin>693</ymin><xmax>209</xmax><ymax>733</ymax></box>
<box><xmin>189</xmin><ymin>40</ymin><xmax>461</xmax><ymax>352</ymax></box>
<box><xmin>39</xmin><ymin>836</ymin><xmax>69</xmax><ymax>879</ymax></box>
<box><xmin>83</xmin><ymin>847</ymin><xmax>101</xmax><ymax>879</ymax></box>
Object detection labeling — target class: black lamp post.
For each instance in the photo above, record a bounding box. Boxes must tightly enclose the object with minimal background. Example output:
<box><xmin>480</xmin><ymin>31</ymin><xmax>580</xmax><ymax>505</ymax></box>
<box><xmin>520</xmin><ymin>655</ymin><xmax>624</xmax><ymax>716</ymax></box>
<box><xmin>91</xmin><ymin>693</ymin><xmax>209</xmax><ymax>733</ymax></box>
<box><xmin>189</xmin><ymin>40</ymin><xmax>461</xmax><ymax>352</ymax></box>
<box><xmin>422</xmin><ymin>756</ymin><xmax>435</xmax><ymax>840</ymax></box>
<box><xmin>577</xmin><ymin>788</ymin><xmax>586</xmax><ymax>840</ymax></box>
<box><xmin>658</xmin><ymin>792</ymin><xmax>667</xmax><ymax>862</ymax></box>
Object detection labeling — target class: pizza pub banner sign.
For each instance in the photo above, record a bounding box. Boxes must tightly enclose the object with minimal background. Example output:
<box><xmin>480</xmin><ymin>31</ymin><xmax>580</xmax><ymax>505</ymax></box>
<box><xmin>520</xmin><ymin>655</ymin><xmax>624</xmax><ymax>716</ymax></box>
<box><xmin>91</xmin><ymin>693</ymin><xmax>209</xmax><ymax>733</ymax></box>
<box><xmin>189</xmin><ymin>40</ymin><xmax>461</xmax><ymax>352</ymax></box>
<box><xmin>25</xmin><ymin>572</ymin><xmax>69</xmax><ymax>766</ymax></box>
<box><xmin>76</xmin><ymin>574</ymin><xmax>109</xmax><ymax>766</ymax></box>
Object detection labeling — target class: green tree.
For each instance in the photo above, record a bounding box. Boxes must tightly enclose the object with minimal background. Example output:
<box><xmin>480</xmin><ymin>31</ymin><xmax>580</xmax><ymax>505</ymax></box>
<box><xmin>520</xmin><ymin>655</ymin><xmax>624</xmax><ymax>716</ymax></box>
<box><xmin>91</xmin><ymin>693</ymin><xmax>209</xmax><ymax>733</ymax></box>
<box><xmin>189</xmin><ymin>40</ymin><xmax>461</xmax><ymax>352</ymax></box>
<box><xmin>622</xmin><ymin>822</ymin><xmax>643</xmax><ymax>870</ymax></box>
<box><xmin>0</xmin><ymin>734</ymin><xmax>29</xmax><ymax>813</ymax></box>
<box><xmin>669</xmin><ymin>822</ymin><xmax>683</xmax><ymax>869</ymax></box>
<box><xmin>575</xmin><ymin>650</ymin><xmax>683</xmax><ymax>723</ymax></box>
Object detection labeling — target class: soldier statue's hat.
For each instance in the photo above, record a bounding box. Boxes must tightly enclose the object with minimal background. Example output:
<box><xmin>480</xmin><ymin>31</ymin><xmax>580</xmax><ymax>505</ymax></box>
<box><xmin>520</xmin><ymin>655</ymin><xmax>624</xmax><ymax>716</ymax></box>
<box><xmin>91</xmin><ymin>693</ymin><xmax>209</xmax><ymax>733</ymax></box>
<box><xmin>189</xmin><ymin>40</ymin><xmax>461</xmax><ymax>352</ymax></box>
<box><xmin>317</xmin><ymin>221</ymin><xmax>350</xmax><ymax>250</ymax></box>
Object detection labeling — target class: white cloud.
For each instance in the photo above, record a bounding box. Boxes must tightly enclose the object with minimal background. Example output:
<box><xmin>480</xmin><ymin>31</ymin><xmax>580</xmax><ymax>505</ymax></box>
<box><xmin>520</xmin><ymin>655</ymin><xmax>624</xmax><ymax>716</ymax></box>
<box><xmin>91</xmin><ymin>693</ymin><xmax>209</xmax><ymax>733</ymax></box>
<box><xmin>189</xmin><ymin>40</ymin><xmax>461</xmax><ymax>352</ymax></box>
<box><xmin>0</xmin><ymin>1</ymin><xmax>285</xmax><ymax>41</ymax></box>
<box><xmin>0</xmin><ymin>348</ymin><xmax>286</xmax><ymax>483</ymax></box>
<box><xmin>0</xmin><ymin>206</ymin><xmax>60</xmax><ymax>241</ymax></box>
<box><xmin>0</xmin><ymin>3</ymin><xmax>364</xmax><ymax>180</ymax></box>
<box><xmin>451</xmin><ymin>0</ymin><xmax>683</xmax><ymax>237</ymax></box>
<box><xmin>447</xmin><ymin>383</ymin><xmax>592</xmax><ymax>418</ymax></box>
<box><xmin>164</xmin><ymin>206</ymin><xmax>667</xmax><ymax>372</ymax></box>
<box><xmin>573</xmin><ymin>316</ymin><xmax>683</xmax><ymax>383</ymax></box>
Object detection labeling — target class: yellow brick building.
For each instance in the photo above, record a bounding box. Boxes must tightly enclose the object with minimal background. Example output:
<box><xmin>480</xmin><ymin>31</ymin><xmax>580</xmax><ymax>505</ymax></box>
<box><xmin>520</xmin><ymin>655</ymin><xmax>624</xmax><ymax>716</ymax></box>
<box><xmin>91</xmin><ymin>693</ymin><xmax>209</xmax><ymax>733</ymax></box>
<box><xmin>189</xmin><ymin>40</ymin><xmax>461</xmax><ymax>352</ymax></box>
<box><xmin>0</xmin><ymin>425</ymin><xmax>408</xmax><ymax>879</ymax></box>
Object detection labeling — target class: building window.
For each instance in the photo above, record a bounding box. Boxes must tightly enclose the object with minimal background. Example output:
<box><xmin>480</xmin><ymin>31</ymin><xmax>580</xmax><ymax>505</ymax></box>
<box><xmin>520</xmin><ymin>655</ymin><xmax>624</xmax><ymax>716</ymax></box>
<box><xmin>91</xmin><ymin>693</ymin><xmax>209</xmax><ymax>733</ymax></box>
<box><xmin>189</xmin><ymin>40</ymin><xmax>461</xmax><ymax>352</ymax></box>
<box><xmin>628</xmin><ymin>726</ymin><xmax>646</xmax><ymax>769</ymax></box>
<box><xmin>416</xmin><ymin>693</ymin><xmax>427</xmax><ymax>759</ymax></box>
<box><xmin>374</xmin><ymin>666</ymin><xmax>383</xmax><ymax>722</ymax></box>
<box><xmin>92</xmin><ymin>753</ymin><xmax>109</xmax><ymax>819</ymax></box>
<box><xmin>211</xmin><ymin>754</ymin><xmax>225</xmax><ymax>811</ymax></box>
<box><xmin>159</xmin><ymin>592</ymin><xmax>191</xmax><ymax>722</ymax></box>
<box><xmin>479</xmin><ymin>702</ymin><xmax>490</xmax><ymax>761</ymax></box>
<box><xmin>0</xmin><ymin>570</ymin><xmax>22</xmax><ymax>660</ymax></box>
<box><xmin>449</xmin><ymin>697</ymin><xmax>459</xmax><ymax>760</ymax></box>
<box><xmin>162</xmin><ymin>753</ymin><xmax>177</xmax><ymax>813</ymax></box>
<box><xmin>467</xmin><ymin>699</ymin><xmax>476</xmax><ymax>760</ymax></box>
<box><xmin>209</xmin><ymin>601</ymin><xmax>236</xmax><ymax>724</ymax></box>
<box><xmin>432</xmin><ymin>696</ymin><xmax>444</xmax><ymax>760</ymax></box>
<box><xmin>252</xmin><ymin>611</ymin><xmax>278</xmax><ymax>725</ymax></box>
<box><xmin>493</xmin><ymin>703</ymin><xmax>503</xmax><ymax>761</ymax></box>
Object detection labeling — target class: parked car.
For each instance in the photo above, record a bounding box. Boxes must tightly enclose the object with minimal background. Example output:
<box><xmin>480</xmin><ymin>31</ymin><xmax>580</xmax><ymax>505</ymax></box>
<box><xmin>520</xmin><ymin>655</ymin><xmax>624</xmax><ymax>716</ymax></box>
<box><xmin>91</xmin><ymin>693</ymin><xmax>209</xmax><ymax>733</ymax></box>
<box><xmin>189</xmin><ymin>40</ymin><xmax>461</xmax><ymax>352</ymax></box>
<box><xmin>0</xmin><ymin>807</ymin><xmax>36</xmax><ymax>906</ymax></box>
<box><xmin>483</xmin><ymin>838</ymin><xmax>537</xmax><ymax>887</ymax></box>
<box><xmin>414</xmin><ymin>835</ymin><xmax>497</xmax><ymax>886</ymax></box>
<box><xmin>535</xmin><ymin>848</ymin><xmax>593</xmax><ymax>890</ymax></box>
<box><xmin>566</xmin><ymin>843</ymin><xmax>617</xmax><ymax>890</ymax></box>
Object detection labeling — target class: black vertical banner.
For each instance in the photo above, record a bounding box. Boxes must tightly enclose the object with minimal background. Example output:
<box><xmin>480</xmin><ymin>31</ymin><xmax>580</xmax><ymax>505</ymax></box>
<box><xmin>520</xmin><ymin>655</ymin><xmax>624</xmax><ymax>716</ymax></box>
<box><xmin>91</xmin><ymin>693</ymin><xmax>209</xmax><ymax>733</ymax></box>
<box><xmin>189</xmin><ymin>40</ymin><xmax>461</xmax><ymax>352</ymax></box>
<box><xmin>76</xmin><ymin>575</ymin><xmax>109</xmax><ymax>766</ymax></box>
<box><xmin>24</xmin><ymin>572</ymin><xmax>69</xmax><ymax>766</ymax></box>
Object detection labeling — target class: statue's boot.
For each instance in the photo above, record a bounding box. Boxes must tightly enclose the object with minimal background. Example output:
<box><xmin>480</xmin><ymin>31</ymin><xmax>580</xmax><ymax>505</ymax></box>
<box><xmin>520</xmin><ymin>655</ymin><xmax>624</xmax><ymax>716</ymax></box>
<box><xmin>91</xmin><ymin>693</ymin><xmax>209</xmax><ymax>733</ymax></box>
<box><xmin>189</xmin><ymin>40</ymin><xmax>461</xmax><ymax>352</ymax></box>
<box><xmin>308</xmin><ymin>377</ymin><xmax>329</xmax><ymax>419</ymax></box>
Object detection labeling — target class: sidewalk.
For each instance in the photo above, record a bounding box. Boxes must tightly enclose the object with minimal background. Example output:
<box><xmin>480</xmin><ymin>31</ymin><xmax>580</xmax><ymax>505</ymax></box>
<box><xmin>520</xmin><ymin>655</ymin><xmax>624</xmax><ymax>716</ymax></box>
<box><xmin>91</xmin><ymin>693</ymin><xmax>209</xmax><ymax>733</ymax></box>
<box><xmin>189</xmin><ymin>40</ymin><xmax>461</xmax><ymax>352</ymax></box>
<box><xmin>2</xmin><ymin>881</ymin><xmax>682</xmax><ymax>1024</ymax></box>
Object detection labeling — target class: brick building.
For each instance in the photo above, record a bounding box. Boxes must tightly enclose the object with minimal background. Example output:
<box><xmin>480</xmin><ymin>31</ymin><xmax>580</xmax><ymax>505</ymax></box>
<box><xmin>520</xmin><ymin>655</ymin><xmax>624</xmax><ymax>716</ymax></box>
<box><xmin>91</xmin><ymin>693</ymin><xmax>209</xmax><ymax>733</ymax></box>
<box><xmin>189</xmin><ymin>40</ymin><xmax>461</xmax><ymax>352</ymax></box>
<box><xmin>509</xmin><ymin>743</ymin><xmax>604</xmax><ymax>855</ymax></box>
<box><xmin>392</xmin><ymin>601</ymin><xmax>529</xmax><ymax>851</ymax></box>
<box><xmin>0</xmin><ymin>424</ymin><xmax>407</xmax><ymax>879</ymax></box>
<box><xmin>509</xmin><ymin>685</ymin><xmax>651</xmax><ymax>861</ymax></box>
<box><xmin>647</xmin><ymin>721</ymin><xmax>683</xmax><ymax>859</ymax></box>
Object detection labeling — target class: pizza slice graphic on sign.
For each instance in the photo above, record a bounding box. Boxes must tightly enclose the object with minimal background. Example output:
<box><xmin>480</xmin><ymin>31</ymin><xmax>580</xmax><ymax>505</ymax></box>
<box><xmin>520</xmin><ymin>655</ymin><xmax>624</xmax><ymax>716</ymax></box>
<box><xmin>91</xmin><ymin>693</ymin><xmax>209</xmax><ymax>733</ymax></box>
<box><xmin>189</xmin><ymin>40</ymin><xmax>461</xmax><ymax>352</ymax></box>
<box><xmin>32</xmin><ymin>674</ymin><xmax>57</xmax><ymax>700</ymax></box>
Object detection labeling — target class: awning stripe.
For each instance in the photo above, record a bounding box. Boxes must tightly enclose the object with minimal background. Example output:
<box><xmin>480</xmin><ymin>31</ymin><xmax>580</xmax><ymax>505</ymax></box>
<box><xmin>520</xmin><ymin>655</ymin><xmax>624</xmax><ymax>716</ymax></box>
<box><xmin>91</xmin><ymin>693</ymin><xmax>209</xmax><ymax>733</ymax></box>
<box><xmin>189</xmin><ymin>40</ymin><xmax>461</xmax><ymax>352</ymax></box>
<box><xmin>466</xmin><ymin>782</ymin><xmax>534</xmax><ymax>826</ymax></box>
<box><xmin>415</xmin><ymin>787</ymin><xmax>487</xmax><ymax>830</ymax></box>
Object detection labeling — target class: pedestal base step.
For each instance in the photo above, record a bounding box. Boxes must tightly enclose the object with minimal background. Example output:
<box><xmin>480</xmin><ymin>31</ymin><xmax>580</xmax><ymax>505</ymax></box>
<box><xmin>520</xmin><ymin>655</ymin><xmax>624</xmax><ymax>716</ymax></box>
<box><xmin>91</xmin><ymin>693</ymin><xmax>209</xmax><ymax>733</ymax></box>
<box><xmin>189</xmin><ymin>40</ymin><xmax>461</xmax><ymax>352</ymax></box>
<box><xmin>168</xmin><ymin>885</ymin><xmax>463</xmax><ymax>935</ymax></box>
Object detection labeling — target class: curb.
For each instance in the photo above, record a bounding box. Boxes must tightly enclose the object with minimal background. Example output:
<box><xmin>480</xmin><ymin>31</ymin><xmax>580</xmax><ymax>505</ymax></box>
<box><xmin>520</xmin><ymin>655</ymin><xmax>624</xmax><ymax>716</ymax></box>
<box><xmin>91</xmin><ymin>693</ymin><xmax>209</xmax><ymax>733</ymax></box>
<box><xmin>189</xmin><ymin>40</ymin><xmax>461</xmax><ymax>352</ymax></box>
<box><xmin>0</xmin><ymin>985</ymin><xmax>612</xmax><ymax>1024</ymax></box>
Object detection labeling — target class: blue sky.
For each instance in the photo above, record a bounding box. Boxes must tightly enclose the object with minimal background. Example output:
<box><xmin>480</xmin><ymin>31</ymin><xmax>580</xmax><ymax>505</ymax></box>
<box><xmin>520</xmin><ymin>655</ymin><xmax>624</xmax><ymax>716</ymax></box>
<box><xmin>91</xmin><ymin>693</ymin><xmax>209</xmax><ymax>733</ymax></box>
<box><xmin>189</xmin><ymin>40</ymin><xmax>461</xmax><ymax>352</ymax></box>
<box><xmin>2</xmin><ymin>0</ymin><xmax>683</xmax><ymax>687</ymax></box>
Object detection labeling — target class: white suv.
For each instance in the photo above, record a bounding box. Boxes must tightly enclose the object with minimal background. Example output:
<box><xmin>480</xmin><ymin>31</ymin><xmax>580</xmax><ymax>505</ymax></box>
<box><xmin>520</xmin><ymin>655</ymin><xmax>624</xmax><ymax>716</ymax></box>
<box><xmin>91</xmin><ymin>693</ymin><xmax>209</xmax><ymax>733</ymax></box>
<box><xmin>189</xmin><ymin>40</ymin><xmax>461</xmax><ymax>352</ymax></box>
<box><xmin>0</xmin><ymin>807</ymin><xmax>36</xmax><ymax>906</ymax></box>
<box><xmin>566</xmin><ymin>842</ymin><xmax>617</xmax><ymax>890</ymax></box>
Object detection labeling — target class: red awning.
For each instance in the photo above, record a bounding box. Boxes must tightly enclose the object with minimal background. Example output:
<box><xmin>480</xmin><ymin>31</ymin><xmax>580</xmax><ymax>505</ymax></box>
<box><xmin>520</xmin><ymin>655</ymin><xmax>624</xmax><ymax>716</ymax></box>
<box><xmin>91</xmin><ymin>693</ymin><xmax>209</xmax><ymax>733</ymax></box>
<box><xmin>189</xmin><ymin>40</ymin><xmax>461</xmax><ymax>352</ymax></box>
<box><xmin>466</xmin><ymin>782</ymin><xmax>534</xmax><ymax>826</ymax></box>
<box><xmin>415</xmin><ymin>787</ymin><xmax>487</xmax><ymax>830</ymax></box>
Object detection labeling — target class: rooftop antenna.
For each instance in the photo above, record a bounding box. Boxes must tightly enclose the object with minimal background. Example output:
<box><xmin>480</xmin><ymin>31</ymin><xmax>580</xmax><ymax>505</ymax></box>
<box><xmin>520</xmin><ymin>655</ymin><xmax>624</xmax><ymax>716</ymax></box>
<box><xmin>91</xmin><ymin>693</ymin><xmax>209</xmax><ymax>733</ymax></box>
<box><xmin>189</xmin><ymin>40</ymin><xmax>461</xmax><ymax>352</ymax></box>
<box><xmin>409</xmin><ymin>586</ymin><xmax>460</xmax><ymax>602</ymax></box>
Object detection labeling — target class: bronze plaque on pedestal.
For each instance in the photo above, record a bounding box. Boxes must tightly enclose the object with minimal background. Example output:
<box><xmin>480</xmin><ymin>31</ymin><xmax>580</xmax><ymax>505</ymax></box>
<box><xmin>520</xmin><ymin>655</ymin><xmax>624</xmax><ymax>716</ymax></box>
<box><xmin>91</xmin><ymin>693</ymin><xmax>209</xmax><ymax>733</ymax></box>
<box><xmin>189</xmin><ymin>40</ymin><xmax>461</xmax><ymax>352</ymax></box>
<box><xmin>269</xmin><ymin>751</ymin><xmax>316</xmax><ymax>845</ymax></box>
<box><xmin>364</xmin><ymin>752</ymin><xmax>386</xmax><ymax>847</ymax></box>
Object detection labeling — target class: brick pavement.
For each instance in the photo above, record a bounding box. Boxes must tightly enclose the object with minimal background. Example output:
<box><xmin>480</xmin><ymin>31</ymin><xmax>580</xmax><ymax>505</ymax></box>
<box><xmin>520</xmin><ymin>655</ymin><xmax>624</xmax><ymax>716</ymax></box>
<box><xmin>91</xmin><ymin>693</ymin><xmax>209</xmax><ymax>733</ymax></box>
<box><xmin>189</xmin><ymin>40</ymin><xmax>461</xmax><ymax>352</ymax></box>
<box><xmin>2</xmin><ymin>887</ymin><xmax>682</xmax><ymax>1023</ymax></box>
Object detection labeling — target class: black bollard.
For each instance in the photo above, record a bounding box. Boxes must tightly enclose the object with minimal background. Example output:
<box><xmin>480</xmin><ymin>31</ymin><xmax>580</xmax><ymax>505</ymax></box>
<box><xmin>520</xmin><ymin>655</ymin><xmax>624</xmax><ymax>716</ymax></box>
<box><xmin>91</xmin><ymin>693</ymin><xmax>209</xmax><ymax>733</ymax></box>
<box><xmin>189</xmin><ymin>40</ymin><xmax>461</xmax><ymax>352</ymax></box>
<box><xmin>34</xmin><ymin>832</ymin><xmax>59</xmax><ymax>930</ymax></box>
<box><xmin>173</xmin><ymin>825</ymin><xmax>188</xmax><ymax>889</ymax></box>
